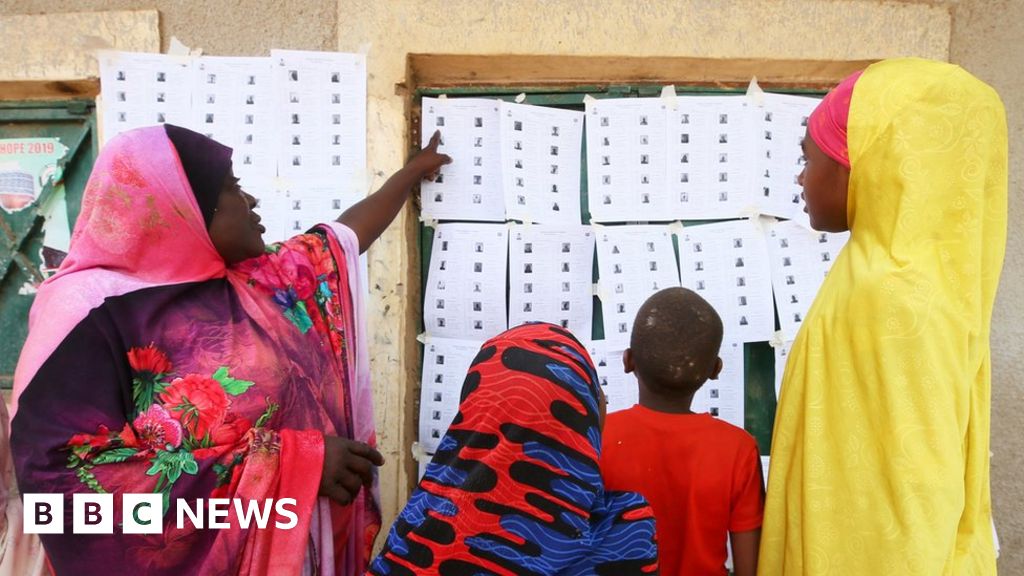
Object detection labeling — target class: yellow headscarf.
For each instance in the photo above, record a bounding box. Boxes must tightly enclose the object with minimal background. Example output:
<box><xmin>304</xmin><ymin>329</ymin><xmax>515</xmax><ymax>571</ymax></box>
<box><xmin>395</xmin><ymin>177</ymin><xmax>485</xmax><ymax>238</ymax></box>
<box><xmin>761</xmin><ymin>58</ymin><xmax>1007</xmax><ymax>575</ymax></box>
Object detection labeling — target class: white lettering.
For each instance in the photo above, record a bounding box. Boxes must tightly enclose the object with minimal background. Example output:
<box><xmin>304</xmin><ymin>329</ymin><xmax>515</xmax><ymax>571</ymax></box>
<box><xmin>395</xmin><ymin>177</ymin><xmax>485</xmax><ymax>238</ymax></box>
<box><xmin>207</xmin><ymin>498</ymin><xmax>231</xmax><ymax>529</ymax></box>
<box><xmin>176</xmin><ymin>498</ymin><xmax>204</xmax><ymax>529</ymax></box>
<box><xmin>275</xmin><ymin>498</ymin><xmax>298</xmax><ymax>530</ymax></box>
<box><xmin>233</xmin><ymin>498</ymin><xmax>273</xmax><ymax>529</ymax></box>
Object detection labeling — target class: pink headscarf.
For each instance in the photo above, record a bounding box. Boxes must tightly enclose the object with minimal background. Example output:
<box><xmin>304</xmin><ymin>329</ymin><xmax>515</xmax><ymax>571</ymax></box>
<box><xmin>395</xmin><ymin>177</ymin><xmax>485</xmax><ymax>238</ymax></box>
<box><xmin>11</xmin><ymin>126</ymin><xmax>228</xmax><ymax>415</ymax></box>
<box><xmin>808</xmin><ymin>69</ymin><xmax>864</xmax><ymax>169</ymax></box>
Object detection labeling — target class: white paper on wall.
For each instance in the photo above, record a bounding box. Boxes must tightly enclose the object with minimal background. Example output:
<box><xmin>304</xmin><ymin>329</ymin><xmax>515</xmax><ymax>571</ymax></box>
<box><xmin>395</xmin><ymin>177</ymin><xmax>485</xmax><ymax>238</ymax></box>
<box><xmin>587</xmin><ymin>343</ymin><xmax>639</xmax><ymax>414</ymax></box>
<box><xmin>500</xmin><ymin>102</ymin><xmax>585</xmax><ymax>224</ymax></box>
<box><xmin>423</xmin><ymin>223</ymin><xmax>509</xmax><ymax>339</ymax></box>
<box><xmin>772</xmin><ymin>338</ymin><xmax>793</xmax><ymax>401</ymax></box>
<box><xmin>420</xmin><ymin>98</ymin><xmax>504</xmax><ymax>221</ymax></box>
<box><xmin>98</xmin><ymin>51</ymin><xmax>193</xmax><ymax>143</ymax></box>
<box><xmin>595</xmin><ymin>224</ymin><xmax>681</xmax><ymax>347</ymax></box>
<box><xmin>585</xmin><ymin>98</ymin><xmax>670</xmax><ymax>222</ymax></box>
<box><xmin>270</xmin><ymin>183</ymin><xmax>363</xmax><ymax>239</ymax></box>
<box><xmin>418</xmin><ymin>337</ymin><xmax>485</xmax><ymax>453</ymax></box>
<box><xmin>191</xmin><ymin>56</ymin><xmax>276</xmax><ymax>185</ymax></box>
<box><xmin>508</xmin><ymin>225</ymin><xmax>595</xmax><ymax>336</ymax></box>
<box><xmin>678</xmin><ymin>219</ymin><xmax>774</xmax><ymax>343</ymax></box>
<box><xmin>754</xmin><ymin>93</ymin><xmax>821</xmax><ymax>226</ymax></box>
<box><xmin>666</xmin><ymin>95</ymin><xmax>759</xmax><ymax>220</ymax></box>
<box><xmin>271</xmin><ymin>50</ymin><xmax>367</xmax><ymax>190</ymax></box>
<box><xmin>763</xmin><ymin>218</ymin><xmax>849</xmax><ymax>340</ymax></box>
<box><xmin>247</xmin><ymin>179</ymin><xmax>289</xmax><ymax>243</ymax></box>
<box><xmin>691</xmin><ymin>340</ymin><xmax>745</xmax><ymax>428</ymax></box>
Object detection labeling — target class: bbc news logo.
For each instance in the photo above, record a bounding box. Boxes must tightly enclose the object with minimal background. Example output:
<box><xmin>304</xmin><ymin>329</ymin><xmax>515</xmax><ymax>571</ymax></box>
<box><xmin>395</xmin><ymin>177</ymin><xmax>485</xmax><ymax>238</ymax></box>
<box><xmin>23</xmin><ymin>494</ymin><xmax>298</xmax><ymax>534</ymax></box>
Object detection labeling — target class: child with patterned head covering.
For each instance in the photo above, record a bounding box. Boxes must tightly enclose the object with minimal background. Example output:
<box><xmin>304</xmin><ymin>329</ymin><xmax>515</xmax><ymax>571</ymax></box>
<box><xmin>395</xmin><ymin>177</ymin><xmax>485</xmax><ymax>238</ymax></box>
<box><xmin>368</xmin><ymin>322</ymin><xmax>659</xmax><ymax>576</ymax></box>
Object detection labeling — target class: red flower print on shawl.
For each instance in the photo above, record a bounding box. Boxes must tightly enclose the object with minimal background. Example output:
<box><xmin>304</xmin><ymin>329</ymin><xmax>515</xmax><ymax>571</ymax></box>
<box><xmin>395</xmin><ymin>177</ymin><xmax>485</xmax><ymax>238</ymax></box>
<box><xmin>67</xmin><ymin>425</ymin><xmax>113</xmax><ymax>449</ymax></box>
<box><xmin>159</xmin><ymin>374</ymin><xmax>230</xmax><ymax>441</ymax></box>
<box><xmin>132</xmin><ymin>403</ymin><xmax>184</xmax><ymax>452</ymax></box>
<box><xmin>127</xmin><ymin>344</ymin><xmax>173</xmax><ymax>376</ymax></box>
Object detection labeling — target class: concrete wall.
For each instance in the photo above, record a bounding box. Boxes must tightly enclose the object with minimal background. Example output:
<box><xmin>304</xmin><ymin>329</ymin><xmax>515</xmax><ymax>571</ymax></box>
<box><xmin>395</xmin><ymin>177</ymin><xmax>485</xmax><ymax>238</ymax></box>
<box><xmin>945</xmin><ymin>1</ymin><xmax>1024</xmax><ymax>571</ymax></box>
<box><xmin>0</xmin><ymin>0</ymin><xmax>336</xmax><ymax>55</ymax></box>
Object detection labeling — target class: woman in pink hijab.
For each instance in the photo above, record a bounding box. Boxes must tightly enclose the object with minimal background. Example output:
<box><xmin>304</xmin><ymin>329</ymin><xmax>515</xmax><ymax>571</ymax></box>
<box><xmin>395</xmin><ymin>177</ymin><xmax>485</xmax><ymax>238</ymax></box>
<box><xmin>9</xmin><ymin>125</ymin><xmax>448</xmax><ymax>575</ymax></box>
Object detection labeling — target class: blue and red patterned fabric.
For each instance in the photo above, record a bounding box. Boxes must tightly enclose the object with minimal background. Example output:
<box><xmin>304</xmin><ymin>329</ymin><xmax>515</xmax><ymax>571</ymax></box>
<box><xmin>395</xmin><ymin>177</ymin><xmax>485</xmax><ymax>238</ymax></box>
<box><xmin>368</xmin><ymin>323</ymin><xmax>658</xmax><ymax>575</ymax></box>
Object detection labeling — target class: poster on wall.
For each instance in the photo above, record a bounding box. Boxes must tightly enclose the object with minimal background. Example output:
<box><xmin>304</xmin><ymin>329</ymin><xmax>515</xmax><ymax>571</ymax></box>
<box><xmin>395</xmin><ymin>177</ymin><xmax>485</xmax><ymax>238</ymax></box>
<box><xmin>0</xmin><ymin>138</ymin><xmax>68</xmax><ymax>214</ymax></box>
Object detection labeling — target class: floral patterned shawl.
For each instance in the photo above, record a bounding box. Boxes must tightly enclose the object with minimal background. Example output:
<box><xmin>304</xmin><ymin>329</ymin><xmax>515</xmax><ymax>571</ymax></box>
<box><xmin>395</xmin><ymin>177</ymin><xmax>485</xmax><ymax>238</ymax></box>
<box><xmin>10</xmin><ymin>126</ymin><xmax>378</xmax><ymax>575</ymax></box>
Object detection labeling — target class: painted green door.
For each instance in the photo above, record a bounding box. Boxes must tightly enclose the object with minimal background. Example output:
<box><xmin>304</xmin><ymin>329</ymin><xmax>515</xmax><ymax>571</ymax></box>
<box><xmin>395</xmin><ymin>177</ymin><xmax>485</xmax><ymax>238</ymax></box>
<box><xmin>0</xmin><ymin>101</ymin><xmax>97</xmax><ymax>390</ymax></box>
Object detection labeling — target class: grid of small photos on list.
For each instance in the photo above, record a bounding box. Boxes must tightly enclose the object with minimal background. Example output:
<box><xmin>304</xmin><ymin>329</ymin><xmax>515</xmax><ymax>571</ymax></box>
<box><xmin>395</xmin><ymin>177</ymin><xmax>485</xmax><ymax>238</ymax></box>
<box><xmin>98</xmin><ymin>49</ymin><xmax>367</xmax><ymax>244</ymax></box>
<box><xmin>413</xmin><ymin>91</ymin><xmax>850</xmax><ymax>467</ymax></box>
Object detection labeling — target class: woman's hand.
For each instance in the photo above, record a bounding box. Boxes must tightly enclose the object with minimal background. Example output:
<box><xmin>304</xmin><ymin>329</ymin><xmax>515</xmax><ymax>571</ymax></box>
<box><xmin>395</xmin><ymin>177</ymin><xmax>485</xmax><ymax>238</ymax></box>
<box><xmin>408</xmin><ymin>130</ymin><xmax>451</xmax><ymax>181</ymax></box>
<box><xmin>336</xmin><ymin>130</ymin><xmax>451</xmax><ymax>253</ymax></box>
<box><xmin>319</xmin><ymin>435</ymin><xmax>385</xmax><ymax>505</ymax></box>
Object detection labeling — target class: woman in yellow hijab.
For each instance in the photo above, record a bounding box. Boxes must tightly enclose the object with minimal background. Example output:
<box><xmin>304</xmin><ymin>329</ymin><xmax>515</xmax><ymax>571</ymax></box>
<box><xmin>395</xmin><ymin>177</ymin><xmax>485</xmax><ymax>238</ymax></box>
<box><xmin>761</xmin><ymin>58</ymin><xmax>1007</xmax><ymax>574</ymax></box>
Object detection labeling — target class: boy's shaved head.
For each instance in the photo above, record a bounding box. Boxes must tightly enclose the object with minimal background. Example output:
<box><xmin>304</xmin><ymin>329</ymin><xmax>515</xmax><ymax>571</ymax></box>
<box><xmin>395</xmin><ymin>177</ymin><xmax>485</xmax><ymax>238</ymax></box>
<box><xmin>630</xmin><ymin>287</ymin><xmax>723</xmax><ymax>394</ymax></box>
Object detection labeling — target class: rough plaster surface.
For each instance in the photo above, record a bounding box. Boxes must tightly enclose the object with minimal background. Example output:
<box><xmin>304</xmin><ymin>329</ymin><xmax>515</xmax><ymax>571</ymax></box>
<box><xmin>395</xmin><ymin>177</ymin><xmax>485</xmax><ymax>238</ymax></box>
<box><xmin>340</xmin><ymin>0</ymin><xmax>953</xmax><ymax>539</ymax></box>
<box><xmin>0</xmin><ymin>10</ymin><xmax>158</xmax><ymax>80</ymax></box>
<box><xmin>943</xmin><ymin>1</ymin><xmax>1024</xmax><ymax>570</ymax></box>
<box><xmin>1</xmin><ymin>0</ymin><xmax>1017</xmax><ymax>565</ymax></box>
<box><xmin>0</xmin><ymin>0</ymin><xmax>336</xmax><ymax>55</ymax></box>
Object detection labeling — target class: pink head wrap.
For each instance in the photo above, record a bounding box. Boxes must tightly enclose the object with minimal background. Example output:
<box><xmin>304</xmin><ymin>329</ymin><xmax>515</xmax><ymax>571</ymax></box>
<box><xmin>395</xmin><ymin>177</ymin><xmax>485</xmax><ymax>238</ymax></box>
<box><xmin>11</xmin><ymin>126</ymin><xmax>228</xmax><ymax>415</ymax></box>
<box><xmin>808</xmin><ymin>69</ymin><xmax>864</xmax><ymax>169</ymax></box>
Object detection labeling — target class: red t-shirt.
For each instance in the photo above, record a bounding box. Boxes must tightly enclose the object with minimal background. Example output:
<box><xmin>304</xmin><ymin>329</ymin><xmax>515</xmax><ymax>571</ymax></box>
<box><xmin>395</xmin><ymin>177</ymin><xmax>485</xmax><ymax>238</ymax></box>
<box><xmin>601</xmin><ymin>406</ymin><xmax>764</xmax><ymax>576</ymax></box>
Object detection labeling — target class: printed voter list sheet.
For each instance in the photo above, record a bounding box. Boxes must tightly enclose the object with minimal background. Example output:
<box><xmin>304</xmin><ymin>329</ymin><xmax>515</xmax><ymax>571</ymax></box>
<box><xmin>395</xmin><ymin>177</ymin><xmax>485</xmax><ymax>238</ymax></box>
<box><xmin>755</xmin><ymin>93</ymin><xmax>820</xmax><ymax>226</ymax></box>
<box><xmin>423</xmin><ymin>223</ymin><xmax>508</xmax><ymax>339</ymax></box>
<box><xmin>421</xmin><ymin>98</ymin><xmax>504</xmax><ymax>222</ymax></box>
<box><xmin>509</xmin><ymin>225</ymin><xmax>595</xmax><ymax>336</ymax></box>
<box><xmin>191</xmin><ymin>56</ymin><xmax>276</xmax><ymax>185</ymax></box>
<box><xmin>99</xmin><ymin>51</ymin><xmax>193</xmax><ymax>143</ymax></box>
<box><xmin>586</xmin><ymin>98</ymin><xmax>669</xmax><ymax>222</ymax></box>
<box><xmin>773</xmin><ymin>338</ymin><xmax>793</xmax><ymax>400</ymax></box>
<box><xmin>272</xmin><ymin>50</ymin><xmax>366</xmax><ymax>188</ymax></box>
<box><xmin>588</xmin><ymin>343</ymin><xmax>639</xmax><ymax>414</ymax></box>
<box><xmin>691</xmin><ymin>340</ymin><xmax>745</xmax><ymax>428</ymax></box>
<box><xmin>418</xmin><ymin>337</ymin><xmax>485</xmax><ymax>453</ymax></box>
<box><xmin>246</xmin><ymin>180</ymin><xmax>288</xmax><ymax>243</ymax></box>
<box><xmin>595</xmin><ymin>225</ymin><xmax>680</xmax><ymax>347</ymax></box>
<box><xmin>500</xmin><ymin>102</ymin><xmax>584</xmax><ymax>224</ymax></box>
<box><xmin>666</xmin><ymin>95</ymin><xmax>758</xmax><ymax>220</ymax></box>
<box><xmin>678</xmin><ymin>220</ymin><xmax>774</xmax><ymax>343</ymax></box>
<box><xmin>276</xmin><ymin>183</ymin><xmax>364</xmax><ymax>238</ymax></box>
<box><xmin>764</xmin><ymin>218</ymin><xmax>849</xmax><ymax>340</ymax></box>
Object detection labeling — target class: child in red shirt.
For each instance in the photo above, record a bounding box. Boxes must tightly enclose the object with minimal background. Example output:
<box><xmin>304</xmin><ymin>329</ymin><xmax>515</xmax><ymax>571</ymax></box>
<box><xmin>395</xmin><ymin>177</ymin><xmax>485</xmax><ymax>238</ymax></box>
<box><xmin>601</xmin><ymin>287</ymin><xmax>763</xmax><ymax>576</ymax></box>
